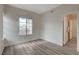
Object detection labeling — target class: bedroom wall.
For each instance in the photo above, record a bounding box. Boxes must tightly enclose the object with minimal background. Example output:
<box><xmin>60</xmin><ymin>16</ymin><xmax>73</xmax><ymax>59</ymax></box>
<box><xmin>3</xmin><ymin>5</ymin><xmax>40</xmax><ymax>46</ymax></box>
<box><xmin>40</xmin><ymin>5</ymin><xmax>79</xmax><ymax>46</ymax></box>
<box><xmin>0</xmin><ymin>5</ymin><xmax>4</xmax><ymax>55</ymax></box>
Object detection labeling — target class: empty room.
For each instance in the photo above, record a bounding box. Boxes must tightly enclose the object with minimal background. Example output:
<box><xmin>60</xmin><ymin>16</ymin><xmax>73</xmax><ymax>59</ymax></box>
<box><xmin>0</xmin><ymin>4</ymin><xmax>79</xmax><ymax>55</ymax></box>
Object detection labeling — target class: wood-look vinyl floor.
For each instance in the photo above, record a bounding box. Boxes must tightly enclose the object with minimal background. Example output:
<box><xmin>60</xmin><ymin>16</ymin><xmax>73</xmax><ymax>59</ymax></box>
<box><xmin>2</xmin><ymin>39</ymin><xmax>79</xmax><ymax>55</ymax></box>
<box><xmin>64</xmin><ymin>39</ymin><xmax>77</xmax><ymax>51</ymax></box>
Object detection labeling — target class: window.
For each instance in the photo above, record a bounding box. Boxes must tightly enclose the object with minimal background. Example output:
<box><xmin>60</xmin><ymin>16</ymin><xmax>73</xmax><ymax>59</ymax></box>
<box><xmin>27</xmin><ymin>19</ymin><xmax>32</xmax><ymax>35</ymax></box>
<box><xmin>19</xmin><ymin>17</ymin><xmax>32</xmax><ymax>35</ymax></box>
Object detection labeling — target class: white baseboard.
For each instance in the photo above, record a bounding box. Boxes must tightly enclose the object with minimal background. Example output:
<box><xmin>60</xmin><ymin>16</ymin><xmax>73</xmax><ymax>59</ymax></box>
<box><xmin>0</xmin><ymin>40</ymin><xmax>4</xmax><ymax>55</ymax></box>
<box><xmin>4</xmin><ymin>37</ymin><xmax>63</xmax><ymax>47</ymax></box>
<box><xmin>40</xmin><ymin>37</ymin><xmax>63</xmax><ymax>46</ymax></box>
<box><xmin>5</xmin><ymin>38</ymin><xmax>41</xmax><ymax>47</ymax></box>
<box><xmin>0</xmin><ymin>47</ymin><xmax>4</xmax><ymax>55</ymax></box>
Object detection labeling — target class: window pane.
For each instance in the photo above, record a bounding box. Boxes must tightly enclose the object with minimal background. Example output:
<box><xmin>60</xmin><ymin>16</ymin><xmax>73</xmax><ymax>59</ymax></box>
<box><xmin>19</xmin><ymin>17</ymin><xmax>32</xmax><ymax>35</ymax></box>
<box><xmin>27</xmin><ymin>26</ymin><xmax>32</xmax><ymax>30</ymax></box>
<box><xmin>27</xmin><ymin>26</ymin><xmax>32</xmax><ymax>35</ymax></box>
<box><xmin>19</xmin><ymin>17</ymin><xmax>26</xmax><ymax>35</ymax></box>
<box><xmin>27</xmin><ymin>19</ymin><xmax>32</xmax><ymax>35</ymax></box>
<box><xmin>19</xmin><ymin>27</ymin><xmax>26</xmax><ymax>35</ymax></box>
<box><xmin>19</xmin><ymin>23</ymin><xmax>26</xmax><ymax>27</ymax></box>
<box><xmin>19</xmin><ymin>18</ymin><xmax>26</xmax><ymax>23</ymax></box>
<box><xmin>27</xmin><ymin>29</ymin><xmax>32</xmax><ymax>35</ymax></box>
<box><xmin>27</xmin><ymin>19</ymin><xmax>32</xmax><ymax>23</ymax></box>
<box><xmin>27</xmin><ymin>23</ymin><xmax>32</xmax><ymax>27</ymax></box>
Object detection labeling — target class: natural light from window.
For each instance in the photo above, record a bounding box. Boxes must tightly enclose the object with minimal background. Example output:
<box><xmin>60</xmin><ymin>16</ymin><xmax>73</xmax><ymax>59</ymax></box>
<box><xmin>19</xmin><ymin>17</ymin><xmax>32</xmax><ymax>35</ymax></box>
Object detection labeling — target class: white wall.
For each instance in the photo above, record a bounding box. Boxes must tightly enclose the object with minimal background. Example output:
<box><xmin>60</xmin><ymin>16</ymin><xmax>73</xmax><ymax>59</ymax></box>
<box><xmin>40</xmin><ymin>5</ymin><xmax>79</xmax><ymax>46</ymax></box>
<box><xmin>3</xmin><ymin>5</ymin><xmax>40</xmax><ymax>46</ymax></box>
<box><xmin>0</xmin><ymin>5</ymin><xmax>4</xmax><ymax>55</ymax></box>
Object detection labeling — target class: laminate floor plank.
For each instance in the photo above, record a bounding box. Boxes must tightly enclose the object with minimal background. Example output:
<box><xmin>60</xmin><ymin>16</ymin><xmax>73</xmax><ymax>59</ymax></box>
<box><xmin>2</xmin><ymin>39</ymin><xmax>79</xmax><ymax>55</ymax></box>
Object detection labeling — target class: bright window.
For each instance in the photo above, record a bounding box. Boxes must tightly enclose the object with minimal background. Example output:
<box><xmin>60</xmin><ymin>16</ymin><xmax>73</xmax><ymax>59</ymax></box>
<box><xmin>19</xmin><ymin>17</ymin><xmax>32</xmax><ymax>35</ymax></box>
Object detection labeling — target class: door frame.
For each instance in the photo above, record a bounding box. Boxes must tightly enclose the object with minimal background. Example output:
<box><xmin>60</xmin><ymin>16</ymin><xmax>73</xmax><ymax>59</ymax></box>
<box><xmin>63</xmin><ymin>13</ymin><xmax>77</xmax><ymax>46</ymax></box>
<box><xmin>63</xmin><ymin>15</ymin><xmax>69</xmax><ymax>46</ymax></box>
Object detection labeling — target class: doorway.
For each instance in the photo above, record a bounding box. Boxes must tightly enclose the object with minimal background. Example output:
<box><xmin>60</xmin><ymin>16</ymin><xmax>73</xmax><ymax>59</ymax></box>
<box><xmin>63</xmin><ymin>13</ymin><xmax>77</xmax><ymax>50</ymax></box>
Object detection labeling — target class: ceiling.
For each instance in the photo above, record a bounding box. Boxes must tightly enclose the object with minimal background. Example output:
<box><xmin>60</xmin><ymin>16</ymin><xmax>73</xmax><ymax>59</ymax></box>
<box><xmin>9</xmin><ymin>4</ymin><xmax>61</xmax><ymax>14</ymax></box>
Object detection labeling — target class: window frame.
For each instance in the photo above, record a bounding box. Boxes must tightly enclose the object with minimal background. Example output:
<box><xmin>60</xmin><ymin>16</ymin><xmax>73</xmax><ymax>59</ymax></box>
<box><xmin>19</xmin><ymin>17</ymin><xmax>32</xmax><ymax>36</ymax></box>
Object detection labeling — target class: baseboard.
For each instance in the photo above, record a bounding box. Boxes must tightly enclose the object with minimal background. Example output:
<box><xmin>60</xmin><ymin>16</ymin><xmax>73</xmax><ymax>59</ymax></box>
<box><xmin>4</xmin><ymin>37</ymin><xmax>63</xmax><ymax>47</ymax></box>
<box><xmin>0</xmin><ymin>40</ymin><xmax>4</xmax><ymax>55</ymax></box>
<box><xmin>0</xmin><ymin>47</ymin><xmax>4</xmax><ymax>55</ymax></box>
<box><xmin>5</xmin><ymin>38</ymin><xmax>41</xmax><ymax>47</ymax></box>
<box><xmin>40</xmin><ymin>38</ymin><xmax>63</xmax><ymax>46</ymax></box>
